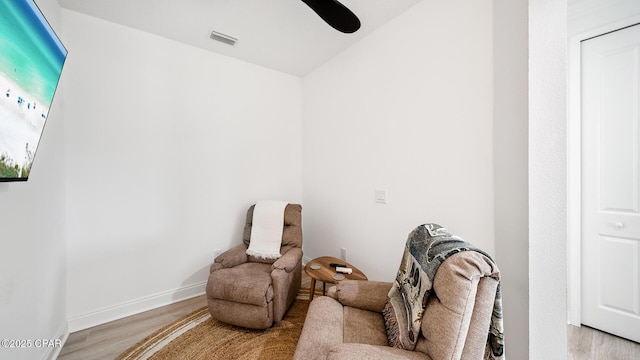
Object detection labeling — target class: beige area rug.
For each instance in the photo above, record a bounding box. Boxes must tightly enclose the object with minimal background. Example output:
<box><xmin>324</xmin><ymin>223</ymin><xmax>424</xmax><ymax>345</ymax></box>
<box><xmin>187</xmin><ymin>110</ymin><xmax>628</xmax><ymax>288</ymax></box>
<box><xmin>116</xmin><ymin>297</ymin><xmax>315</xmax><ymax>360</ymax></box>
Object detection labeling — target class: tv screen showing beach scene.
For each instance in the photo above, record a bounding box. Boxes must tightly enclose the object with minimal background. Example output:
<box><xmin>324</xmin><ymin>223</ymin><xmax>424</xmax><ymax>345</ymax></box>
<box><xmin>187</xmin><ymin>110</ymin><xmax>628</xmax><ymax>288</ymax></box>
<box><xmin>0</xmin><ymin>0</ymin><xmax>67</xmax><ymax>181</ymax></box>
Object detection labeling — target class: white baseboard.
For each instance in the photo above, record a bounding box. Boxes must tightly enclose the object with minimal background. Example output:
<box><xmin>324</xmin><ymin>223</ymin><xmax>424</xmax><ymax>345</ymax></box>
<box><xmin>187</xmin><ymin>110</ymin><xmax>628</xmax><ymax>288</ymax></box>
<box><xmin>44</xmin><ymin>322</ymin><xmax>68</xmax><ymax>360</ymax></box>
<box><xmin>302</xmin><ymin>255</ymin><xmax>312</xmax><ymax>265</ymax></box>
<box><xmin>67</xmin><ymin>281</ymin><xmax>207</xmax><ymax>333</ymax></box>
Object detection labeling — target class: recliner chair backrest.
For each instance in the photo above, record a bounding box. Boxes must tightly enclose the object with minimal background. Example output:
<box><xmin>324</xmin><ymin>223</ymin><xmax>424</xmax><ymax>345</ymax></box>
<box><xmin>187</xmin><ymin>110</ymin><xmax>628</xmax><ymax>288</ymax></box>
<box><xmin>242</xmin><ymin>204</ymin><xmax>303</xmax><ymax>263</ymax></box>
<box><xmin>414</xmin><ymin>251</ymin><xmax>500</xmax><ymax>360</ymax></box>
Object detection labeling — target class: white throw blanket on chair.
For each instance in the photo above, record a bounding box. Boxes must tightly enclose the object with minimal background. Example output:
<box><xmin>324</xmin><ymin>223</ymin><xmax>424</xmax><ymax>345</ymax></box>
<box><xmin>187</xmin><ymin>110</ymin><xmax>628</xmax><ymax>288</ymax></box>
<box><xmin>246</xmin><ymin>200</ymin><xmax>288</xmax><ymax>259</ymax></box>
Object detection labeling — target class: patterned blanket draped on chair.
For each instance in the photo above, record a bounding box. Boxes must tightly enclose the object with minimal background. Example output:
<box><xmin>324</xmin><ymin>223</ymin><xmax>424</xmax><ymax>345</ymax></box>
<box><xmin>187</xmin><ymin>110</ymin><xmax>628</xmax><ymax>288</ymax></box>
<box><xmin>383</xmin><ymin>223</ymin><xmax>505</xmax><ymax>359</ymax></box>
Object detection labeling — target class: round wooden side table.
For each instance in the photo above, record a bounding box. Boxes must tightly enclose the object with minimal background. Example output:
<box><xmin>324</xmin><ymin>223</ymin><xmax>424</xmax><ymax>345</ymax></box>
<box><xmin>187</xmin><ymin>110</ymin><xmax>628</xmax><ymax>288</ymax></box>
<box><xmin>304</xmin><ymin>256</ymin><xmax>368</xmax><ymax>301</ymax></box>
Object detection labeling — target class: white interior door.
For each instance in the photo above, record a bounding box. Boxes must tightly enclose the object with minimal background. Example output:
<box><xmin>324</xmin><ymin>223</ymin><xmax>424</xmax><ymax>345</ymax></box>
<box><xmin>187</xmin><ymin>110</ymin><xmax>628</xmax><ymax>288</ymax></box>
<box><xmin>581</xmin><ymin>23</ymin><xmax>640</xmax><ymax>343</ymax></box>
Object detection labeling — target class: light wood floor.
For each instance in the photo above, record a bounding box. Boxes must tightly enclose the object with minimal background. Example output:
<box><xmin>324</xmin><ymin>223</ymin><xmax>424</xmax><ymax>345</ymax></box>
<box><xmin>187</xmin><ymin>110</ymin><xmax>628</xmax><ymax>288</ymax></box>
<box><xmin>59</xmin><ymin>275</ymin><xmax>639</xmax><ymax>359</ymax></box>
<box><xmin>58</xmin><ymin>295</ymin><xmax>208</xmax><ymax>360</ymax></box>
<box><xmin>568</xmin><ymin>325</ymin><xmax>640</xmax><ymax>360</ymax></box>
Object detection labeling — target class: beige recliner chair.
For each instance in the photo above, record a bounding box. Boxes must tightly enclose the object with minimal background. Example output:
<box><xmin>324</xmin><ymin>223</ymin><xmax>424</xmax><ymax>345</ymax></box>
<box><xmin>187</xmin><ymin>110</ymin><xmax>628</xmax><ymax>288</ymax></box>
<box><xmin>206</xmin><ymin>203</ymin><xmax>302</xmax><ymax>329</ymax></box>
<box><xmin>294</xmin><ymin>250</ymin><xmax>501</xmax><ymax>360</ymax></box>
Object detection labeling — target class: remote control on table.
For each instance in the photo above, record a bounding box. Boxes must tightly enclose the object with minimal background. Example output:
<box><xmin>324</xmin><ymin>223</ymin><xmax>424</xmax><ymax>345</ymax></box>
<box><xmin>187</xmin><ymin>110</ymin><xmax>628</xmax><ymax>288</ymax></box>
<box><xmin>329</xmin><ymin>262</ymin><xmax>347</xmax><ymax>268</ymax></box>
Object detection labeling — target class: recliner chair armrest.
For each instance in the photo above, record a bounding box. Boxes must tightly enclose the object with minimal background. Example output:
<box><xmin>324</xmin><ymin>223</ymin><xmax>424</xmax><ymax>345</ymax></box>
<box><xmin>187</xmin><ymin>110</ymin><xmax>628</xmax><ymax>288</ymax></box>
<box><xmin>272</xmin><ymin>247</ymin><xmax>302</xmax><ymax>272</ymax></box>
<box><xmin>335</xmin><ymin>280</ymin><xmax>393</xmax><ymax>313</ymax></box>
<box><xmin>210</xmin><ymin>243</ymin><xmax>248</xmax><ymax>272</ymax></box>
<box><xmin>327</xmin><ymin>344</ymin><xmax>430</xmax><ymax>360</ymax></box>
<box><xmin>293</xmin><ymin>296</ymin><xmax>344</xmax><ymax>360</ymax></box>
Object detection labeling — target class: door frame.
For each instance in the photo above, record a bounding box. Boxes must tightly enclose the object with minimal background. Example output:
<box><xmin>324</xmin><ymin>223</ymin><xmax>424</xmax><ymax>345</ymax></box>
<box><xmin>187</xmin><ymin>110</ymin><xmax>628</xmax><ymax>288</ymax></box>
<box><xmin>567</xmin><ymin>13</ymin><xmax>640</xmax><ymax>327</ymax></box>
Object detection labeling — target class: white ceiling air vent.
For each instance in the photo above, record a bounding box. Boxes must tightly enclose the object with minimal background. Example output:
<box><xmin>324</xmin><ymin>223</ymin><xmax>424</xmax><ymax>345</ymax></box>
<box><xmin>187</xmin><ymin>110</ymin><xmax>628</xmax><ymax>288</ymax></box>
<box><xmin>210</xmin><ymin>30</ymin><xmax>237</xmax><ymax>46</ymax></box>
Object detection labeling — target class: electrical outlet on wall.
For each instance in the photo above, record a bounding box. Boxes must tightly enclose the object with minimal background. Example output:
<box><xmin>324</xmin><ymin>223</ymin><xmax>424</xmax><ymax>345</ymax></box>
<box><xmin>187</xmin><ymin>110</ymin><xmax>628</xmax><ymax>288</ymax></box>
<box><xmin>341</xmin><ymin>248</ymin><xmax>347</xmax><ymax>261</ymax></box>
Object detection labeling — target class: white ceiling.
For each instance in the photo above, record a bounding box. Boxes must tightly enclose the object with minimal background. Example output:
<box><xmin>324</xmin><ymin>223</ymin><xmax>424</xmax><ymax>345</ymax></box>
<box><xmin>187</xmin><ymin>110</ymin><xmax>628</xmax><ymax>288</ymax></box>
<box><xmin>58</xmin><ymin>0</ymin><xmax>422</xmax><ymax>77</ymax></box>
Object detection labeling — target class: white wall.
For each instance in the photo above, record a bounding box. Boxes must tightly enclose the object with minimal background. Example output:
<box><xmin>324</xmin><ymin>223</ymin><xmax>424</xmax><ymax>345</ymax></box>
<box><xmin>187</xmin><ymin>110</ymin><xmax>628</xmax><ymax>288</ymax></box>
<box><xmin>302</xmin><ymin>0</ymin><xmax>494</xmax><ymax>281</ymax></box>
<box><xmin>302</xmin><ymin>1</ymin><xmax>535</xmax><ymax>357</ymax></box>
<box><xmin>0</xmin><ymin>0</ymin><xmax>68</xmax><ymax>359</ymax></box>
<box><xmin>61</xmin><ymin>10</ymin><xmax>303</xmax><ymax>331</ymax></box>
<box><xmin>529</xmin><ymin>0</ymin><xmax>568</xmax><ymax>358</ymax></box>
<box><xmin>493</xmin><ymin>0</ymin><xmax>529</xmax><ymax>358</ymax></box>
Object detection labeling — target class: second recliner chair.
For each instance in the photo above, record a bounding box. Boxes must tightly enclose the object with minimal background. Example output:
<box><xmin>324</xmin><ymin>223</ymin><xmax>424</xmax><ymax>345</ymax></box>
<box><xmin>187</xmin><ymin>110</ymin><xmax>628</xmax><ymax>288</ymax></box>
<box><xmin>205</xmin><ymin>203</ymin><xmax>303</xmax><ymax>329</ymax></box>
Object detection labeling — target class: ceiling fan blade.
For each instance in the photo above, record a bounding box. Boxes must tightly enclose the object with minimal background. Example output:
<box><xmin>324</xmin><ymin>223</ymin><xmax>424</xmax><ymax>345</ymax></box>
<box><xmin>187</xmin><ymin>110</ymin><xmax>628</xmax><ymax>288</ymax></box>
<box><xmin>301</xmin><ymin>0</ymin><xmax>361</xmax><ymax>33</ymax></box>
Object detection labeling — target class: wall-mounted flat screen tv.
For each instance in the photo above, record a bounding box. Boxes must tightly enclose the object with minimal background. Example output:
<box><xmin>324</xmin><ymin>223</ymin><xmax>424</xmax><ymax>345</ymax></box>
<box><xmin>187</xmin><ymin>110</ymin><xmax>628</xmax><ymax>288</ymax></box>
<box><xmin>0</xmin><ymin>0</ymin><xmax>67</xmax><ymax>182</ymax></box>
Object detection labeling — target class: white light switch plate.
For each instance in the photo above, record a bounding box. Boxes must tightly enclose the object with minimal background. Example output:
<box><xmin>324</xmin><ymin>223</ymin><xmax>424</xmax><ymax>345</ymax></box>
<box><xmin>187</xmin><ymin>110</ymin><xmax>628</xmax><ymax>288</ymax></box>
<box><xmin>375</xmin><ymin>189</ymin><xmax>387</xmax><ymax>204</ymax></box>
